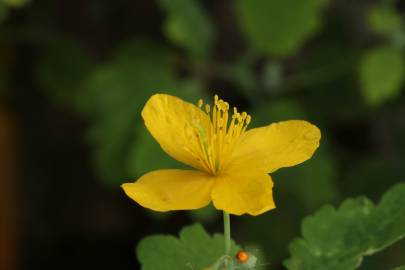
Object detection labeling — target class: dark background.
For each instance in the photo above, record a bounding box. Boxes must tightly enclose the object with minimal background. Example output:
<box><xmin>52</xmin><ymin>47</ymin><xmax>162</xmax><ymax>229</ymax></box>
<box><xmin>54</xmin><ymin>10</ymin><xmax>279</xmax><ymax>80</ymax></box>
<box><xmin>1</xmin><ymin>0</ymin><xmax>405</xmax><ymax>269</ymax></box>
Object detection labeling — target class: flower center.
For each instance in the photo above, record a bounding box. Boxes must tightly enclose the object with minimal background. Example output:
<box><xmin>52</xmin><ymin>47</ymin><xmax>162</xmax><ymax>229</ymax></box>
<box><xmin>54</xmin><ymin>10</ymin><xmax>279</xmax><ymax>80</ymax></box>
<box><xmin>186</xmin><ymin>95</ymin><xmax>251</xmax><ymax>175</ymax></box>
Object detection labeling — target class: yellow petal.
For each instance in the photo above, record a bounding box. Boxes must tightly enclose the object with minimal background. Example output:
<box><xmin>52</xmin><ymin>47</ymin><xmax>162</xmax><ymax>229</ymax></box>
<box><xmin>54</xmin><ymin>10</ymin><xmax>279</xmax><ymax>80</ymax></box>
<box><xmin>211</xmin><ymin>172</ymin><xmax>275</xmax><ymax>216</ymax></box>
<box><xmin>142</xmin><ymin>94</ymin><xmax>211</xmax><ymax>171</ymax></box>
<box><xmin>226</xmin><ymin>120</ymin><xmax>320</xmax><ymax>174</ymax></box>
<box><xmin>121</xmin><ymin>169</ymin><xmax>214</xmax><ymax>211</ymax></box>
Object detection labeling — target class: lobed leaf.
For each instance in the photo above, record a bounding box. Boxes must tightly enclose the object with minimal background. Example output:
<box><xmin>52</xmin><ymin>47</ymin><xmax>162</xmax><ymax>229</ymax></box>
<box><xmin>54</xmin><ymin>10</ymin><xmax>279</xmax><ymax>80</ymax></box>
<box><xmin>284</xmin><ymin>183</ymin><xmax>405</xmax><ymax>270</ymax></box>
<box><xmin>137</xmin><ymin>223</ymin><xmax>239</xmax><ymax>270</ymax></box>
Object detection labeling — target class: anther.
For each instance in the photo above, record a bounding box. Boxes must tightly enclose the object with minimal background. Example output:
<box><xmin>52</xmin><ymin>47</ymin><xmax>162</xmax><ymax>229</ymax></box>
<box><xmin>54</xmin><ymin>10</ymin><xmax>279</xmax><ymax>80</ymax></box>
<box><xmin>205</xmin><ymin>104</ymin><xmax>211</xmax><ymax>113</ymax></box>
<box><xmin>246</xmin><ymin>115</ymin><xmax>251</xmax><ymax>125</ymax></box>
<box><xmin>197</xmin><ymin>99</ymin><xmax>203</xmax><ymax>108</ymax></box>
<box><xmin>236</xmin><ymin>113</ymin><xmax>242</xmax><ymax>122</ymax></box>
<box><xmin>218</xmin><ymin>100</ymin><xmax>225</xmax><ymax>110</ymax></box>
<box><xmin>217</xmin><ymin>101</ymin><xmax>222</xmax><ymax>110</ymax></box>
<box><xmin>193</xmin><ymin>94</ymin><xmax>253</xmax><ymax>174</ymax></box>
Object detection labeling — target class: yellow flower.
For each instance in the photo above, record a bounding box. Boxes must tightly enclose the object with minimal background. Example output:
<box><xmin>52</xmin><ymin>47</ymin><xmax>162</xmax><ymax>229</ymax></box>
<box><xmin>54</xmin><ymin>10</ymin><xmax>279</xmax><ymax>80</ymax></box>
<box><xmin>122</xmin><ymin>94</ymin><xmax>321</xmax><ymax>215</ymax></box>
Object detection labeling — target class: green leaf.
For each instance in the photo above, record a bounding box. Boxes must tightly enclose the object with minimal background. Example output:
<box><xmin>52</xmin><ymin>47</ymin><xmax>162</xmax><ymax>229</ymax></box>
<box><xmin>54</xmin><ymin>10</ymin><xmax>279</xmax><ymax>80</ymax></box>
<box><xmin>157</xmin><ymin>0</ymin><xmax>215</xmax><ymax>57</ymax></box>
<box><xmin>36</xmin><ymin>37</ymin><xmax>93</xmax><ymax>106</ymax></box>
<box><xmin>126</xmin><ymin>127</ymin><xmax>186</xmax><ymax>177</ymax></box>
<box><xmin>87</xmin><ymin>107</ymin><xmax>138</xmax><ymax>184</ymax></box>
<box><xmin>137</xmin><ymin>223</ymin><xmax>240</xmax><ymax>270</ymax></box>
<box><xmin>284</xmin><ymin>183</ymin><xmax>405</xmax><ymax>270</ymax></box>
<box><xmin>77</xmin><ymin>40</ymin><xmax>175</xmax><ymax>117</ymax></box>
<box><xmin>77</xmin><ymin>39</ymin><xmax>177</xmax><ymax>186</ymax></box>
<box><xmin>360</xmin><ymin>46</ymin><xmax>405</xmax><ymax>106</ymax></box>
<box><xmin>367</xmin><ymin>5</ymin><xmax>402</xmax><ymax>37</ymax></box>
<box><xmin>237</xmin><ymin>0</ymin><xmax>328</xmax><ymax>56</ymax></box>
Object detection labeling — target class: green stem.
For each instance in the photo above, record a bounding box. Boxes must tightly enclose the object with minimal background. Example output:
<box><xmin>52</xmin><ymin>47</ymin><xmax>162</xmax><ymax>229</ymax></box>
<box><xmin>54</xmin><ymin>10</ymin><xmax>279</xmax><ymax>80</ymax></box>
<box><xmin>223</xmin><ymin>211</ymin><xmax>231</xmax><ymax>256</ymax></box>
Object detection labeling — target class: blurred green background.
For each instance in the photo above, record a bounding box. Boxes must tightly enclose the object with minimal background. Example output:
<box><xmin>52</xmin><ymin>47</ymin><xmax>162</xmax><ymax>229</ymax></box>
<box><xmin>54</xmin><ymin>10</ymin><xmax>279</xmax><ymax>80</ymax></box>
<box><xmin>0</xmin><ymin>0</ymin><xmax>405</xmax><ymax>269</ymax></box>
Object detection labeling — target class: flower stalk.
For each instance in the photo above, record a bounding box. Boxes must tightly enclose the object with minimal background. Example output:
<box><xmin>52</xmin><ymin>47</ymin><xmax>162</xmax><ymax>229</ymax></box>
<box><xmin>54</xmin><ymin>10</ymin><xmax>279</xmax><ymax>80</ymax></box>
<box><xmin>223</xmin><ymin>211</ymin><xmax>232</xmax><ymax>269</ymax></box>
<box><xmin>223</xmin><ymin>211</ymin><xmax>231</xmax><ymax>255</ymax></box>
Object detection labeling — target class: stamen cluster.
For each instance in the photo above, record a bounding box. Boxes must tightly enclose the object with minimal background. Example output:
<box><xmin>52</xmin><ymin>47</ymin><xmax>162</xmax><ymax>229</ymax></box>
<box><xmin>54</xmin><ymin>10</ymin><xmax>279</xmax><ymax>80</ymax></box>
<box><xmin>184</xmin><ymin>95</ymin><xmax>251</xmax><ymax>175</ymax></box>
